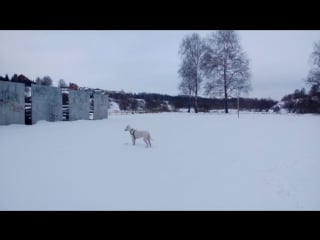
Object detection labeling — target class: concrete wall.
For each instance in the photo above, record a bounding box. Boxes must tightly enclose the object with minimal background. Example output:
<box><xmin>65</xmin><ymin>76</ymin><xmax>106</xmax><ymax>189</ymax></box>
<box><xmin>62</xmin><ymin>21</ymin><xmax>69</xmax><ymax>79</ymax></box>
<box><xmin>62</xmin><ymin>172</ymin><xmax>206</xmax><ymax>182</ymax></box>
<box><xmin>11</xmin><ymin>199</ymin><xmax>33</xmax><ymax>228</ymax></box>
<box><xmin>32</xmin><ymin>84</ymin><xmax>62</xmax><ymax>124</ymax></box>
<box><xmin>0</xmin><ymin>81</ymin><xmax>25</xmax><ymax>125</ymax></box>
<box><xmin>69</xmin><ymin>90</ymin><xmax>90</xmax><ymax>121</ymax></box>
<box><xmin>93</xmin><ymin>93</ymin><xmax>108</xmax><ymax>120</ymax></box>
<box><xmin>1</xmin><ymin>81</ymin><xmax>109</xmax><ymax>125</ymax></box>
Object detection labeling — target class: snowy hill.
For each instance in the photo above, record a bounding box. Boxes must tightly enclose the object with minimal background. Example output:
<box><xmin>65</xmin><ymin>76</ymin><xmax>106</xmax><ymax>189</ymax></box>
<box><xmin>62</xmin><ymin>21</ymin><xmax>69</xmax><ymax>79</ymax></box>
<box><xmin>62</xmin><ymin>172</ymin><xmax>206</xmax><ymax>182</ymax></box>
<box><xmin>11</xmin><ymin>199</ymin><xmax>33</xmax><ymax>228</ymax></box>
<box><xmin>270</xmin><ymin>101</ymin><xmax>288</xmax><ymax>114</ymax></box>
<box><xmin>108</xmin><ymin>98</ymin><xmax>121</xmax><ymax>114</ymax></box>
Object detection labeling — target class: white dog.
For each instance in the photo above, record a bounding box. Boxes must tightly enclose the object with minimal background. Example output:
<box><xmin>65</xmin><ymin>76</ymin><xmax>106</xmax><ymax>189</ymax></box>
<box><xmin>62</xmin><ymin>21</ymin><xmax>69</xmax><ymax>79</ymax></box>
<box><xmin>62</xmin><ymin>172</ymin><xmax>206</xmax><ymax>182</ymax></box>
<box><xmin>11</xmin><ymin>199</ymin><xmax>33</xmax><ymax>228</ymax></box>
<box><xmin>125</xmin><ymin>125</ymin><xmax>152</xmax><ymax>148</ymax></box>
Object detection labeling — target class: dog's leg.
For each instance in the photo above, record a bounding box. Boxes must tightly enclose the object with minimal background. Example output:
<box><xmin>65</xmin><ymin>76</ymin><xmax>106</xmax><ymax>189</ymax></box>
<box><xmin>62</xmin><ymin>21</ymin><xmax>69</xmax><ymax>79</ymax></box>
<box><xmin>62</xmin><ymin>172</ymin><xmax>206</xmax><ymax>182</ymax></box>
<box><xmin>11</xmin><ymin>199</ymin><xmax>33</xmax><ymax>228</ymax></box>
<box><xmin>131</xmin><ymin>135</ymin><xmax>135</xmax><ymax>145</ymax></box>
<box><xmin>143</xmin><ymin>138</ymin><xmax>148</xmax><ymax>148</ymax></box>
<box><xmin>146</xmin><ymin>134</ymin><xmax>151</xmax><ymax>147</ymax></box>
<box><xmin>148</xmin><ymin>137</ymin><xmax>152</xmax><ymax>147</ymax></box>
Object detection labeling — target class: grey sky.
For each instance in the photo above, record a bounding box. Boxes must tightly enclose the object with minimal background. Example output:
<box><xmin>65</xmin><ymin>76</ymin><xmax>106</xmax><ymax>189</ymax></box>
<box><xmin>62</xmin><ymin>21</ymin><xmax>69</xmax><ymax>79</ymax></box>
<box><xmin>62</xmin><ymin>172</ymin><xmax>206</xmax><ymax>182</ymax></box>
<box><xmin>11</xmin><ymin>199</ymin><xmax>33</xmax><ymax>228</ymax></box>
<box><xmin>0</xmin><ymin>30</ymin><xmax>319</xmax><ymax>101</ymax></box>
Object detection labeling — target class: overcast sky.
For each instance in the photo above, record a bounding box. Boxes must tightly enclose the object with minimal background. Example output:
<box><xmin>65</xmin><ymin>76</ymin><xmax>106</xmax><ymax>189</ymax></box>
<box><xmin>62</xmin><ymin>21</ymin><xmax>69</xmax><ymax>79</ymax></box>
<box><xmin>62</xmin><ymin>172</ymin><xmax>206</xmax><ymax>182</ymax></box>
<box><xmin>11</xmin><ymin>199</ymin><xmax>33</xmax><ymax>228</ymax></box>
<box><xmin>0</xmin><ymin>30</ymin><xmax>319</xmax><ymax>101</ymax></box>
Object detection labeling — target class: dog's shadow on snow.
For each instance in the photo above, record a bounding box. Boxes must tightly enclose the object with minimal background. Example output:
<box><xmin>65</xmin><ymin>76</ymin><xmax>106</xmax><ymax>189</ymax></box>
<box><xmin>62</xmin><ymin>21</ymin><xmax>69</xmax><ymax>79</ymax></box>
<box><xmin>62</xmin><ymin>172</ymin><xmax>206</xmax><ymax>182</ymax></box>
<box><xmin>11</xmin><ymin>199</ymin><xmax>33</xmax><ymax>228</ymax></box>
<box><xmin>123</xmin><ymin>142</ymin><xmax>154</xmax><ymax>149</ymax></box>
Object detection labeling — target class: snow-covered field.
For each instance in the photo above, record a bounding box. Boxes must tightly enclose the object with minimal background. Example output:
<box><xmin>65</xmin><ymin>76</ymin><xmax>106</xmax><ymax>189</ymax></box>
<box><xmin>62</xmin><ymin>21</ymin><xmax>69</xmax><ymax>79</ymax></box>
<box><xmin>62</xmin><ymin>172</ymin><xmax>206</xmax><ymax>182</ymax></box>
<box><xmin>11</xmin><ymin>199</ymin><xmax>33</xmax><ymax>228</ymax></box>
<box><xmin>1</xmin><ymin>112</ymin><xmax>320</xmax><ymax>210</ymax></box>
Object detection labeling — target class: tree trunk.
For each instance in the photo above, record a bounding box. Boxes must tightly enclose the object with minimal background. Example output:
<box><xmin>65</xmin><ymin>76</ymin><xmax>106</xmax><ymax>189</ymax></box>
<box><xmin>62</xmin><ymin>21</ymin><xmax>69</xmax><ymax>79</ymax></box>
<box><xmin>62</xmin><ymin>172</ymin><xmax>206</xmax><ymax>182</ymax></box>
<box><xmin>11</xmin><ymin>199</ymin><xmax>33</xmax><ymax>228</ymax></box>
<box><xmin>224</xmin><ymin>90</ymin><xmax>228</xmax><ymax>113</ymax></box>
<box><xmin>194</xmin><ymin>83</ymin><xmax>198</xmax><ymax>113</ymax></box>
<box><xmin>194</xmin><ymin>95</ymin><xmax>198</xmax><ymax>113</ymax></box>
<box><xmin>224</xmin><ymin>64</ymin><xmax>228</xmax><ymax>113</ymax></box>
<box><xmin>237</xmin><ymin>95</ymin><xmax>239</xmax><ymax>118</ymax></box>
<box><xmin>188</xmin><ymin>92</ymin><xmax>191</xmax><ymax>113</ymax></box>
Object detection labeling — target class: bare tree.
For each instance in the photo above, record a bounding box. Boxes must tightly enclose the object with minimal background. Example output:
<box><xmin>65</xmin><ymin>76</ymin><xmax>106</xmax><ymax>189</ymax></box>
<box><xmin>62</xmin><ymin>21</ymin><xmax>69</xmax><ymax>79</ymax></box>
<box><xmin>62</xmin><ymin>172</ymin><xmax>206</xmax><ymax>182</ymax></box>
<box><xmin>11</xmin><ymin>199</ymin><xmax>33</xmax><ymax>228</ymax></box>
<box><xmin>178</xmin><ymin>33</ymin><xmax>206</xmax><ymax>113</ymax></box>
<box><xmin>58</xmin><ymin>79</ymin><xmax>68</xmax><ymax>88</ymax></box>
<box><xmin>35</xmin><ymin>77</ymin><xmax>41</xmax><ymax>85</ymax></box>
<box><xmin>178</xmin><ymin>58</ymin><xmax>196</xmax><ymax>112</ymax></box>
<box><xmin>307</xmin><ymin>41</ymin><xmax>320</xmax><ymax>88</ymax></box>
<box><xmin>201</xmin><ymin>30</ymin><xmax>251</xmax><ymax>113</ymax></box>
<box><xmin>37</xmin><ymin>76</ymin><xmax>53</xmax><ymax>86</ymax></box>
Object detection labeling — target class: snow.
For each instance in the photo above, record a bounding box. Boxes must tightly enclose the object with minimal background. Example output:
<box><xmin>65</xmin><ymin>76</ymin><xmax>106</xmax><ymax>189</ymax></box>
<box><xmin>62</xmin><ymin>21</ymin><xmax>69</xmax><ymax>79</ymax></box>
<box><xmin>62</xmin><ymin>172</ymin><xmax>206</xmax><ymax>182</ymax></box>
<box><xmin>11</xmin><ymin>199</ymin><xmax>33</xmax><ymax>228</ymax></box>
<box><xmin>108</xmin><ymin>100</ymin><xmax>120</xmax><ymax>112</ymax></box>
<box><xmin>1</xmin><ymin>112</ymin><xmax>320</xmax><ymax>210</ymax></box>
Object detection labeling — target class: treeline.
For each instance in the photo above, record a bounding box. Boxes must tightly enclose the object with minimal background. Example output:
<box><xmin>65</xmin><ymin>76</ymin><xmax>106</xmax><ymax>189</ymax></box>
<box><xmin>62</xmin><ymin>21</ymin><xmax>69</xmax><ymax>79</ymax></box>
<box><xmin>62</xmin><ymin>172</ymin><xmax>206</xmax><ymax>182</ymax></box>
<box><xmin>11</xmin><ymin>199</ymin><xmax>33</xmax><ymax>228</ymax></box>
<box><xmin>274</xmin><ymin>41</ymin><xmax>320</xmax><ymax>114</ymax></box>
<box><xmin>5</xmin><ymin>73</ymin><xmax>320</xmax><ymax>114</ymax></box>
<box><xmin>0</xmin><ymin>73</ymin><xmax>80</xmax><ymax>90</ymax></box>
<box><xmin>278</xmin><ymin>86</ymin><xmax>320</xmax><ymax>113</ymax></box>
<box><xmin>0</xmin><ymin>73</ymin><xmax>35</xmax><ymax>86</ymax></box>
<box><xmin>108</xmin><ymin>91</ymin><xmax>277</xmax><ymax>112</ymax></box>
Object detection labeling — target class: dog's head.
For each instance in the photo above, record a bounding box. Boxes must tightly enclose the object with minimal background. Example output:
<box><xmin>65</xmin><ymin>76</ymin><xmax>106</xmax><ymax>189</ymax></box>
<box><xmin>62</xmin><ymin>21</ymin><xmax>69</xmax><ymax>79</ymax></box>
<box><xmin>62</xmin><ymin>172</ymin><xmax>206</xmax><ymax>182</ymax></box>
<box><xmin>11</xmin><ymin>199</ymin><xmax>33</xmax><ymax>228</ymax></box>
<box><xmin>124</xmin><ymin>125</ymin><xmax>131</xmax><ymax>131</ymax></box>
